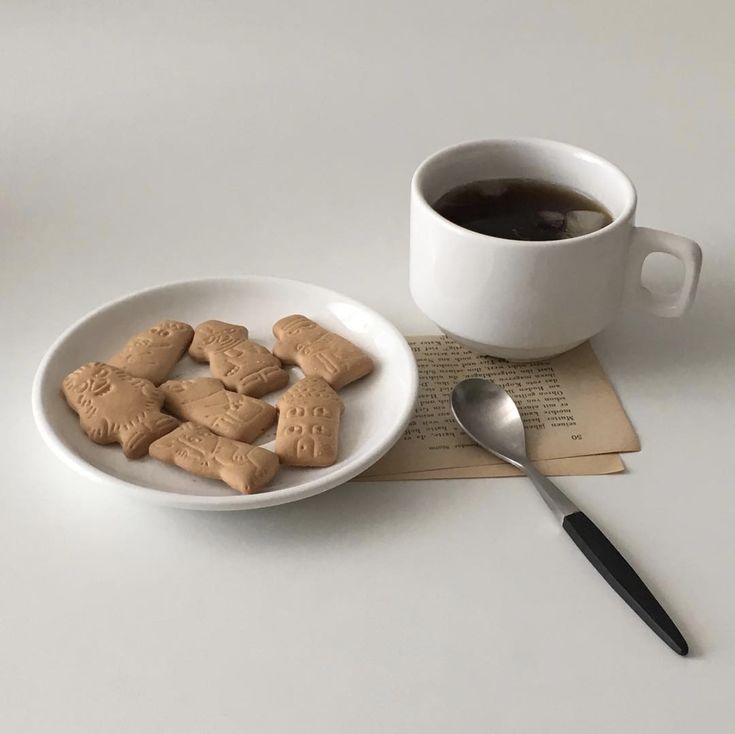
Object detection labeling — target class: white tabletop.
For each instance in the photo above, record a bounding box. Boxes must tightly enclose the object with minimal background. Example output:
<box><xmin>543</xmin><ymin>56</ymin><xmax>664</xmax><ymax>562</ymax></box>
<box><xmin>3</xmin><ymin>2</ymin><xmax>734</xmax><ymax>731</ymax></box>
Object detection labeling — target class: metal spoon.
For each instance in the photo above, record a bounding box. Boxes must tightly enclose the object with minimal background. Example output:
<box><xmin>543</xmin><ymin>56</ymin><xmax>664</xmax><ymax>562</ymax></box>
<box><xmin>451</xmin><ymin>377</ymin><xmax>689</xmax><ymax>656</ymax></box>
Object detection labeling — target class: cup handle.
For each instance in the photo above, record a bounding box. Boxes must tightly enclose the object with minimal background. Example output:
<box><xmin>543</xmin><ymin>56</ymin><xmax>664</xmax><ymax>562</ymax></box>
<box><xmin>627</xmin><ymin>227</ymin><xmax>702</xmax><ymax>317</ymax></box>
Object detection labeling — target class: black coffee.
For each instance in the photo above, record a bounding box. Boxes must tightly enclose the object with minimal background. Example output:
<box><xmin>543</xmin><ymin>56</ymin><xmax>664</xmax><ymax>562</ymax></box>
<box><xmin>432</xmin><ymin>178</ymin><xmax>613</xmax><ymax>241</ymax></box>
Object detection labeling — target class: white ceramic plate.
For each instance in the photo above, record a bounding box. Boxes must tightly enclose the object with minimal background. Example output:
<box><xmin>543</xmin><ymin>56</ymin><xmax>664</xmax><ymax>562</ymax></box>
<box><xmin>32</xmin><ymin>276</ymin><xmax>418</xmax><ymax>510</ymax></box>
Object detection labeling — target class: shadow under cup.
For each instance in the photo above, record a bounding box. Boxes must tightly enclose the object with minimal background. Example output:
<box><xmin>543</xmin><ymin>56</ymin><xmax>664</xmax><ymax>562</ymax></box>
<box><xmin>409</xmin><ymin>138</ymin><xmax>639</xmax><ymax>361</ymax></box>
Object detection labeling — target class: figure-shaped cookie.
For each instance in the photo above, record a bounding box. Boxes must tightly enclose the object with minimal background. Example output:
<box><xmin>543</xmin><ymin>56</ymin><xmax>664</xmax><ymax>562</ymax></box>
<box><xmin>62</xmin><ymin>362</ymin><xmax>179</xmax><ymax>458</ymax></box>
<box><xmin>149</xmin><ymin>422</ymin><xmax>279</xmax><ymax>494</ymax></box>
<box><xmin>275</xmin><ymin>376</ymin><xmax>344</xmax><ymax>467</ymax></box>
<box><xmin>272</xmin><ymin>315</ymin><xmax>374</xmax><ymax>390</ymax></box>
<box><xmin>159</xmin><ymin>377</ymin><xmax>276</xmax><ymax>443</ymax></box>
<box><xmin>189</xmin><ymin>320</ymin><xmax>289</xmax><ymax>397</ymax></box>
<box><xmin>109</xmin><ymin>319</ymin><xmax>194</xmax><ymax>385</ymax></box>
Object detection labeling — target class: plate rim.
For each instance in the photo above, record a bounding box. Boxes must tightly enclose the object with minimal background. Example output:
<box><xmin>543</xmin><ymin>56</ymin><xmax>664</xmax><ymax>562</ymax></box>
<box><xmin>31</xmin><ymin>275</ymin><xmax>418</xmax><ymax>510</ymax></box>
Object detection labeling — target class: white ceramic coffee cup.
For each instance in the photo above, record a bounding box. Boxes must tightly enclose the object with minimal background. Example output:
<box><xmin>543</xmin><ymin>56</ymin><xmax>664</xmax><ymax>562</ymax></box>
<box><xmin>410</xmin><ymin>138</ymin><xmax>702</xmax><ymax>360</ymax></box>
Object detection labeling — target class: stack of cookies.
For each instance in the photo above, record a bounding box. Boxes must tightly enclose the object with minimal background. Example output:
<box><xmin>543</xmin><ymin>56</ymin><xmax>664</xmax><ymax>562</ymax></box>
<box><xmin>61</xmin><ymin>315</ymin><xmax>374</xmax><ymax>494</ymax></box>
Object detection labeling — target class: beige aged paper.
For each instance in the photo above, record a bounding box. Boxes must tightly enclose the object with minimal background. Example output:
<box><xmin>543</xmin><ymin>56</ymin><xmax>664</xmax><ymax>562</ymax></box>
<box><xmin>361</xmin><ymin>453</ymin><xmax>625</xmax><ymax>482</ymax></box>
<box><xmin>362</xmin><ymin>337</ymin><xmax>638</xmax><ymax>479</ymax></box>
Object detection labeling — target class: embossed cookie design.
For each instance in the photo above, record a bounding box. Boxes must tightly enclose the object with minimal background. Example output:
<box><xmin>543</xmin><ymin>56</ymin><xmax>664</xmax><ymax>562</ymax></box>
<box><xmin>272</xmin><ymin>315</ymin><xmax>374</xmax><ymax>390</ymax></box>
<box><xmin>159</xmin><ymin>377</ymin><xmax>276</xmax><ymax>443</ymax></box>
<box><xmin>149</xmin><ymin>422</ymin><xmax>279</xmax><ymax>494</ymax></box>
<box><xmin>275</xmin><ymin>376</ymin><xmax>344</xmax><ymax>467</ymax></box>
<box><xmin>189</xmin><ymin>320</ymin><xmax>289</xmax><ymax>397</ymax></box>
<box><xmin>62</xmin><ymin>362</ymin><xmax>179</xmax><ymax>459</ymax></box>
<box><xmin>108</xmin><ymin>319</ymin><xmax>194</xmax><ymax>386</ymax></box>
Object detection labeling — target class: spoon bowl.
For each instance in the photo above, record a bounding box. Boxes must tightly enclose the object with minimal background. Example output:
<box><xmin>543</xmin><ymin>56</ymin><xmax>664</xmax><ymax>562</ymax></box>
<box><xmin>451</xmin><ymin>378</ymin><xmax>528</xmax><ymax>467</ymax></box>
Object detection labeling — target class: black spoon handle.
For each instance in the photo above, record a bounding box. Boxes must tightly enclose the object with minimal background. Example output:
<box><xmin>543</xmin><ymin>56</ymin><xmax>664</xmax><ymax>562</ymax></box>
<box><xmin>562</xmin><ymin>511</ymin><xmax>689</xmax><ymax>656</ymax></box>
